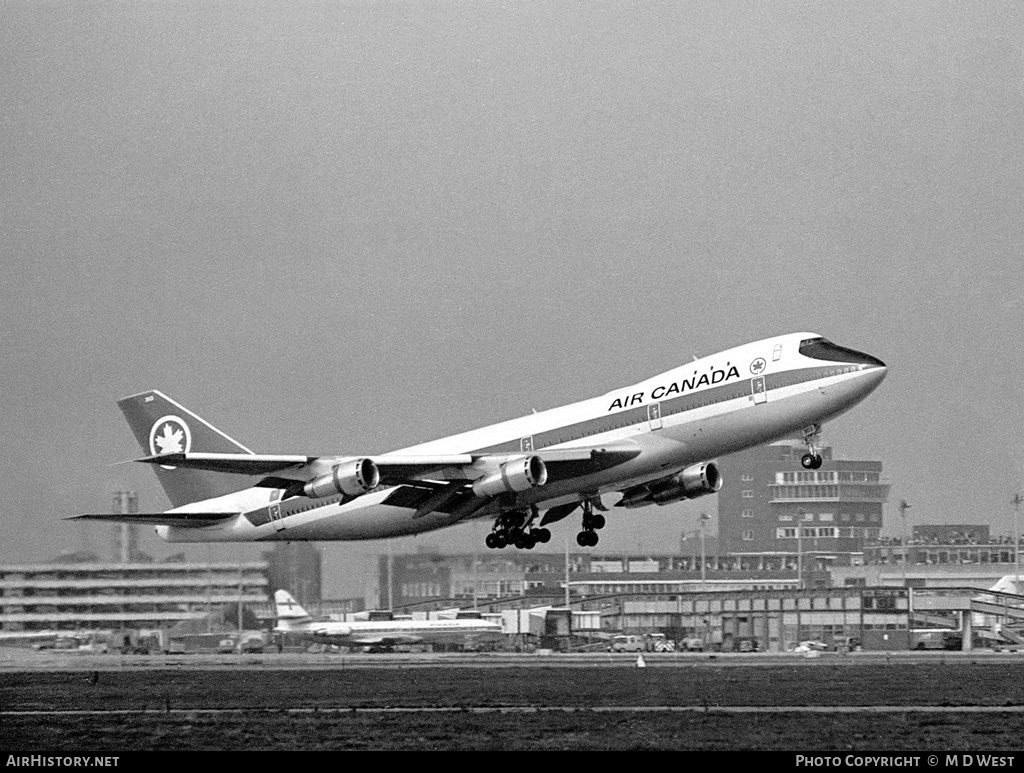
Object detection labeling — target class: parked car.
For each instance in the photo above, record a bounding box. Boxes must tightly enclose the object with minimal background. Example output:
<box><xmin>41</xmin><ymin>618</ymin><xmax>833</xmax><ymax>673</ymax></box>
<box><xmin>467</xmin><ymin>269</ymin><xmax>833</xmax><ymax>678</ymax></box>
<box><xmin>680</xmin><ymin>636</ymin><xmax>705</xmax><ymax>652</ymax></box>
<box><xmin>834</xmin><ymin>635</ymin><xmax>861</xmax><ymax>652</ymax></box>
<box><xmin>218</xmin><ymin>632</ymin><xmax>266</xmax><ymax>654</ymax></box>
<box><xmin>609</xmin><ymin>635</ymin><xmax>645</xmax><ymax>653</ymax></box>
<box><xmin>237</xmin><ymin>633</ymin><xmax>265</xmax><ymax>654</ymax></box>
<box><xmin>76</xmin><ymin>637</ymin><xmax>109</xmax><ymax>654</ymax></box>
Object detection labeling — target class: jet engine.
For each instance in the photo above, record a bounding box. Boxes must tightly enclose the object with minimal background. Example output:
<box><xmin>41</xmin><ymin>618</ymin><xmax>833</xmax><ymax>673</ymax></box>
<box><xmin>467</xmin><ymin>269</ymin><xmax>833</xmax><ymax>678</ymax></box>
<box><xmin>617</xmin><ymin>462</ymin><xmax>723</xmax><ymax>508</ymax></box>
<box><xmin>472</xmin><ymin>456</ymin><xmax>548</xmax><ymax>498</ymax></box>
<box><xmin>303</xmin><ymin>458</ymin><xmax>380</xmax><ymax>499</ymax></box>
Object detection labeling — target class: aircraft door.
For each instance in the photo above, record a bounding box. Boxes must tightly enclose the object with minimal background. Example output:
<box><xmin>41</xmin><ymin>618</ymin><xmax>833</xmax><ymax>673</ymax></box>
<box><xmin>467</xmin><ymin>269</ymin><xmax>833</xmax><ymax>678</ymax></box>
<box><xmin>521</xmin><ymin>436</ymin><xmax>534</xmax><ymax>452</ymax></box>
<box><xmin>269</xmin><ymin>503</ymin><xmax>285</xmax><ymax>531</ymax></box>
<box><xmin>751</xmin><ymin>376</ymin><xmax>767</xmax><ymax>405</ymax></box>
<box><xmin>648</xmin><ymin>402</ymin><xmax>663</xmax><ymax>430</ymax></box>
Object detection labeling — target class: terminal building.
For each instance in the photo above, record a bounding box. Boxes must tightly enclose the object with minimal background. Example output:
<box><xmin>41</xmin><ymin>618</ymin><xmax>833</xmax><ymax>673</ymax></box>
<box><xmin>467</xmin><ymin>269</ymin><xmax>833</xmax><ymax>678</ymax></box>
<box><xmin>0</xmin><ymin>559</ymin><xmax>269</xmax><ymax>633</ymax></box>
<box><xmin>716</xmin><ymin>441</ymin><xmax>890</xmax><ymax>562</ymax></box>
<box><xmin>0</xmin><ymin>492</ymin><xmax>331</xmax><ymax>636</ymax></box>
<box><xmin>376</xmin><ymin>546</ymin><xmax>1022</xmax><ymax>651</ymax></box>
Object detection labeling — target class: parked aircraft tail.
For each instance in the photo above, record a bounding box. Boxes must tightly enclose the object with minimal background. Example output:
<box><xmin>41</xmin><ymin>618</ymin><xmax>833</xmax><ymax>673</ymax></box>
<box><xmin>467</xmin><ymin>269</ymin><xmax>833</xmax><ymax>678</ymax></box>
<box><xmin>118</xmin><ymin>390</ymin><xmax>258</xmax><ymax>508</ymax></box>
<box><xmin>988</xmin><ymin>576</ymin><xmax>1022</xmax><ymax>595</ymax></box>
<box><xmin>274</xmin><ymin>589</ymin><xmax>313</xmax><ymax>623</ymax></box>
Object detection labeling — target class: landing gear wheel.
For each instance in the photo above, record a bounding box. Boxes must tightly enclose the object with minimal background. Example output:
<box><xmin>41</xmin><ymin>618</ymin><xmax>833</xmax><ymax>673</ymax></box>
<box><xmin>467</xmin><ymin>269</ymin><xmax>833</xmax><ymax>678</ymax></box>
<box><xmin>587</xmin><ymin>513</ymin><xmax>606</xmax><ymax>530</ymax></box>
<box><xmin>535</xmin><ymin>528</ymin><xmax>551</xmax><ymax>544</ymax></box>
<box><xmin>801</xmin><ymin>453</ymin><xmax>823</xmax><ymax>470</ymax></box>
<box><xmin>489</xmin><ymin>508</ymin><xmax>533</xmax><ymax>550</ymax></box>
<box><xmin>576</xmin><ymin>530</ymin><xmax>599</xmax><ymax>547</ymax></box>
<box><xmin>514</xmin><ymin>532</ymin><xmax>536</xmax><ymax>550</ymax></box>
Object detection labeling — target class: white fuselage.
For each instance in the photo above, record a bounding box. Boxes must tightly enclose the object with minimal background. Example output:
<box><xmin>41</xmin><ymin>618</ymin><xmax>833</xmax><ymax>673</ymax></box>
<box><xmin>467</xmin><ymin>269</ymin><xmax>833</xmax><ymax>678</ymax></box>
<box><xmin>158</xmin><ymin>332</ymin><xmax>887</xmax><ymax>543</ymax></box>
<box><xmin>275</xmin><ymin>616</ymin><xmax>504</xmax><ymax>647</ymax></box>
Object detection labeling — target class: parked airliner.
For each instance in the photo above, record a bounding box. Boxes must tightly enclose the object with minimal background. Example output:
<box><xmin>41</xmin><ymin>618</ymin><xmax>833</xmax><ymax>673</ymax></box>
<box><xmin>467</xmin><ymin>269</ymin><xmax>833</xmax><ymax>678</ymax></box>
<box><xmin>72</xmin><ymin>333</ymin><xmax>886</xmax><ymax>549</ymax></box>
<box><xmin>273</xmin><ymin>590</ymin><xmax>503</xmax><ymax>650</ymax></box>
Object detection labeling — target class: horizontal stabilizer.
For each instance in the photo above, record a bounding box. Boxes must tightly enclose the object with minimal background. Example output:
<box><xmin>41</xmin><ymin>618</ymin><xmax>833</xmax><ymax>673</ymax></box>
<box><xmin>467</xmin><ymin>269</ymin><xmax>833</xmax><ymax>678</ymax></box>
<box><xmin>67</xmin><ymin>512</ymin><xmax>239</xmax><ymax>527</ymax></box>
<box><xmin>135</xmin><ymin>452</ymin><xmax>314</xmax><ymax>475</ymax></box>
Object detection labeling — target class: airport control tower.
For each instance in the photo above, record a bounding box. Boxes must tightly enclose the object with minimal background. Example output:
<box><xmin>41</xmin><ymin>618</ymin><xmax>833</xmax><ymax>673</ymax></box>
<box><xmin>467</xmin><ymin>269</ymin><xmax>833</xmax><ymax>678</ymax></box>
<box><xmin>717</xmin><ymin>442</ymin><xmax>890</xmax><ymax>560</ymax></box>
<box><xmin>111</xmin><ymin>490</ymin><xmax>139</xmax><ymax>563</ymax></box>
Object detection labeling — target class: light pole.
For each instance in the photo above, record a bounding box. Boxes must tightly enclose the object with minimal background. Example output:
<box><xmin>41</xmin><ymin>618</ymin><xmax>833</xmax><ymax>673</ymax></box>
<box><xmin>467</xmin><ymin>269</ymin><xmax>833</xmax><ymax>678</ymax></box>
<box><xmin>898</xmin><ymin>500</ymin><xmax>911</xmax><ymax>588</ymax></box>
<box><xmin>564</xmin><ymin>537</ymin><xmax>571</xmax><ymax>610</ymax></box>
<box><xmin>1012</xmin><ymin>494</ymin><xmax>1022</xmax><ymax>592</ymax></box>
<box><xmin>699</xmin><ymin>512</ymin><xmax>709</xmax><ymax>593</ymax></box>
<box><xmin>796</xmin><ymin>509</ymin><xmax>803</xmax><ymax>591</ymax></box>
<box><xmin>386</xmin><ymin>538</ymin><xmax>393</xmax><ymax>611</ymax></box>
<box><xmin>472</xmin><ymin>553</ymin><xmax>479</xmax><ymax>611</ymax></box>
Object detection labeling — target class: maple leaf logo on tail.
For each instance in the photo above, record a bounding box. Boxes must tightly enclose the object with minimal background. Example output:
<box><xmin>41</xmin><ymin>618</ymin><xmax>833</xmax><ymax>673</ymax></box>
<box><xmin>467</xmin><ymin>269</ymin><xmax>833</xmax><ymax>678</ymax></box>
<box><xmin>155</xmin><ymin>424</ymin><xmax>184</xmax><ymax>454</ymax></box>
<box><xmin>148</xmin><ymin>415</ymin><xmax>191</xmax><ymax>469</ymax></box>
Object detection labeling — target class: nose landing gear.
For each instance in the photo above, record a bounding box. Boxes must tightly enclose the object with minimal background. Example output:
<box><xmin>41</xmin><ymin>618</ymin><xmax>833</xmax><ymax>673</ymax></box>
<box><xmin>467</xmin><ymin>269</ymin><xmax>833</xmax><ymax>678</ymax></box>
<box><xmin>800</xmin><ymin>424</ymin><xmax>823</xmax><ymax>469</ymax></box>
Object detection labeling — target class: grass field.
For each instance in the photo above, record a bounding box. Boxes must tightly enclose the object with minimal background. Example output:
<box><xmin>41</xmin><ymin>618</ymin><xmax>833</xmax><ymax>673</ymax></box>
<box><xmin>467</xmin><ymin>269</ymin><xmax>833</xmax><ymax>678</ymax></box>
<box><xmin>3</xmin><ymin>663</ymin><xmax>1024</xmax><ymax>750</ymax></box>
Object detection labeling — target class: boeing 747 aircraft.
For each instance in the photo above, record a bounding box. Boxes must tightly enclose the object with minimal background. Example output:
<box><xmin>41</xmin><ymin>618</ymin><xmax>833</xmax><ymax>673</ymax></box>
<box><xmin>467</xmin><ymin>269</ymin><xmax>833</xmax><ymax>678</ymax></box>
<box><xmin>72</xmin><ymin>333</ymin><xmax>886</xmax><ymax>549</ymax></box>
<box><xmin>273</xmin><ymin>590</ymin><xmax>503</xmax><ymax>650</ymax></box>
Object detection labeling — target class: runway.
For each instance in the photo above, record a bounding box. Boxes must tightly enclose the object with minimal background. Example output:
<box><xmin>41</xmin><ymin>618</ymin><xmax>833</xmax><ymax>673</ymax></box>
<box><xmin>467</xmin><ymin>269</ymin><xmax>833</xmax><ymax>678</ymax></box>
<box><xmin>3</xmin><ymin>646</ymin><xmax>1023</xmax><ymax>671</ymax></box>
<box><xmin>3</xmin><ymin>650</ymin><xmax>1024</xmax><ymax>750</ymax></box>
<box><xmin>9</xmin><ymin>703</ymin><xmax>1024</xmax><ymax>717</ymax></box>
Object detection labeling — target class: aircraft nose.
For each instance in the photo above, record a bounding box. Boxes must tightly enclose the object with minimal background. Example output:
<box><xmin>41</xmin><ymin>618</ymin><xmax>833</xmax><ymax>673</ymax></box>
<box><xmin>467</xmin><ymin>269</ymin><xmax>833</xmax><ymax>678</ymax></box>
<box><xmin>860</xmin><ymin>360</ymin><xmax>888</xmax><ymax>391</ymax></box>
<box><xmin>856</xmin><ymin>351</ymin><xmax>886</xmax><ymax>369</ymax></box>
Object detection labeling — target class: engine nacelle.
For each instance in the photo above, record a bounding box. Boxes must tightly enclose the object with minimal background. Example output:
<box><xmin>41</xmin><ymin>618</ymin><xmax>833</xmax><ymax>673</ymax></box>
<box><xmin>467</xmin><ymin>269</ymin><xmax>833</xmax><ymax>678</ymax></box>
<box><xmin>650</xmin><ymin>462</ymin><xmax>723</xmax><ymax>504</ymax></box>
<box><xmin>618</xmin><ymin>462</ymin><xmax>723</xmax><ymax>508</ymax></box>
<box><xmin>303</xmin><ymin>458</ymin><xmax>380</xmax><ymax>499</ymax></box>
<box><xmin>472</xmin><ymin>456</ymin><xmax>548</xmax><ymax>498</ymax></box>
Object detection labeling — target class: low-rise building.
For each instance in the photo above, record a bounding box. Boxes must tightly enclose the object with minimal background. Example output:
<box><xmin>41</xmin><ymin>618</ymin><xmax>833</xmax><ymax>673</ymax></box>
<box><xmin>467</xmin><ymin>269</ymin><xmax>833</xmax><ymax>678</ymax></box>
<box><xmin>0</xmin><ymin>560</ymin><xmax>269</xmax><ymax>633</ymax></box>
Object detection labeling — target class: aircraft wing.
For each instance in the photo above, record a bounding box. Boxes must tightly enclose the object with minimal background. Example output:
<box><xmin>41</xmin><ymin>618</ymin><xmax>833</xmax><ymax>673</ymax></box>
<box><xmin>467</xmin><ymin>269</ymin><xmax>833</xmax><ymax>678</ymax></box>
<box><xmin>533</xmin><ymin>445</ymin><xmax>641</xmax><ymax>479</ymax></box>
<box><xmin>67</xmin><ymin>512</ymin><xmax>239</xmax><ymax>527</ymax></box>
<box><xmin>134</xmin><ymin>444</ymin><xmax>641</xmax><ymax>487</ymax></box>
<box><xmin>346</xmin><ymin>634</ymin><xmax>423</xmax><ymax>646</ymax></box>
<box><xmin>292</xmin><ymin>629</ymin><xmax>424</xmax><ymax>647</ymax></box>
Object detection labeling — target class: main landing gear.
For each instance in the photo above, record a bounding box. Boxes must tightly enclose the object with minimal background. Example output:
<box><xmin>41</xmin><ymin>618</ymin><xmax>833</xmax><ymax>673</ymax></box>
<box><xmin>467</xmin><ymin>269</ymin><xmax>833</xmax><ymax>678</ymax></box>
<box><xmin>485</xmin><ymin>505</ymin><xmax>551</xmax><ymax>550</ymax></box>
<box><xmin>576</xmin><ymin>497</ymin><xmax>606</xmax><ymax>548</ymax></box>
<box><xmin>800</xmin><ymin>423</ymin><xmax>823</xmax><ymax>470</ymax></box>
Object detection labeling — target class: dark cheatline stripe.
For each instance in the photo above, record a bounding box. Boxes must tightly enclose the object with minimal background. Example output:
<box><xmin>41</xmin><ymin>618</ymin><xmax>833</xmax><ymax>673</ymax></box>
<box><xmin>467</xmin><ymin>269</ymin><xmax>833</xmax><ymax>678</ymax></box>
<box><xmin>244</xmin><ymin>492</ymin><xmax>348</xmax><ymax>527</ymax></box>
<box><xmin>472</xmin><ymin>365</ymin><xmax>854</xmax><ymax>455</ymax></box>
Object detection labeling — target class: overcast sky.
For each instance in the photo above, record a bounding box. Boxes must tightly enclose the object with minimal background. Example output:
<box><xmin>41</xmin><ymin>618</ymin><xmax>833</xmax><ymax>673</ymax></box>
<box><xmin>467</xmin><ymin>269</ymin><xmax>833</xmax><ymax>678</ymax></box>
<box><xmin>2</xmin><ymin>1</ymin><xmax>1022</xmax><ymax>599</ymax></box>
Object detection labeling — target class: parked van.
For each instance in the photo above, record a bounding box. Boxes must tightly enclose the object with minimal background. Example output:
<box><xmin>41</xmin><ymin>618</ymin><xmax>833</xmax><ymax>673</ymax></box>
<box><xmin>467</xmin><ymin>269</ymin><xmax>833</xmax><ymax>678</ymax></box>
<box><xmin>644</xmin><ymin>633</ymin><xmax>675</xmax><ymax>652</ymax></box>
<box><xmin>609</xmin><ymin>635</ymin><xmax>645</xmax><ymax>653</ymax></box>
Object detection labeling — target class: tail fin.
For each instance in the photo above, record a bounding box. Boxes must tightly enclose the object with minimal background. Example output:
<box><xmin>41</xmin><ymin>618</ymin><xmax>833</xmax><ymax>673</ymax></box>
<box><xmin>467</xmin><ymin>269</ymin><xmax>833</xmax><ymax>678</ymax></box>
<box><xmin>274</xmin><ymin>590</ymin><xmax>312</xmax><ymax>622</ymax></box>
<box><xmin>989</xmin><ymin>576</ymin><xmax>1022</xmax><ymax>595</ymax></box>
<box><xmin>118</xmin><ymin>390</ymin><xmax>257</xmax><ymax>508</ymax></box>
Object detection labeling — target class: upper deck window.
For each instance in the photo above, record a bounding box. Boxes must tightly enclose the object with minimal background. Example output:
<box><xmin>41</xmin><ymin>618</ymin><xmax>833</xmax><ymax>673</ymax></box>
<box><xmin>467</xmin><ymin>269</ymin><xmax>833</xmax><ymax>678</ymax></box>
<box><xmin>799</xmin><ymin>338</ymin><xmax>885</xmax><ymax>367</ymax></box>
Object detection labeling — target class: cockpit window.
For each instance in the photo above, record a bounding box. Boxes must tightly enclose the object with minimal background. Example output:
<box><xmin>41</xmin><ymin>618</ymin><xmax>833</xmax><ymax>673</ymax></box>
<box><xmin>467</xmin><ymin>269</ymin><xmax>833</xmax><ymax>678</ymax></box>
<box><xmin>799</xmin><ymin>338</ymin><xmax>885</xmax><ymax>367</ymax></box>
